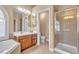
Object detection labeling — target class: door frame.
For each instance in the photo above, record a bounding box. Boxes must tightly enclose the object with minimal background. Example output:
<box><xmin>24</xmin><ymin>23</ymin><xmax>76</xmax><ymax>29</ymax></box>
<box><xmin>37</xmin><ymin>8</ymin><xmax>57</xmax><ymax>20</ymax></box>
<box><xmin>37</xmin><ymin>8</ymin><xmax>51</xmax><ymax>50</ymax></box>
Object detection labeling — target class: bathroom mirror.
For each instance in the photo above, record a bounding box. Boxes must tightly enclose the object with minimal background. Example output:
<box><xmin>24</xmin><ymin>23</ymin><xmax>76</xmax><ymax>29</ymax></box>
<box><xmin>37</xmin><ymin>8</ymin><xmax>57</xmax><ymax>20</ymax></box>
<box><xmin>12</xmin><ymin>5</ymin><xmax>38</xmax><ymax>33</ymax></box>
<box><xmin>13</xmin><ymin>10</ymin><xmax>32</xmax><ymax>32</ymax></box>
<box><xmin>22</xmin><ymin>14</ymin><xmax>31</xmax><ymax>32</ymax></box>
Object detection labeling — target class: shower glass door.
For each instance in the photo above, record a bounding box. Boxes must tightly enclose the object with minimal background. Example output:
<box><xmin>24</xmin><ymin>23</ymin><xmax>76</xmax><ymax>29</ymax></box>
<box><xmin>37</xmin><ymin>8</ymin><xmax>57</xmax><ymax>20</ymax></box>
<box><xmin>55</xmin><ymin>8</ymin><xmax>77</xmax><ymax>48</ymax></box>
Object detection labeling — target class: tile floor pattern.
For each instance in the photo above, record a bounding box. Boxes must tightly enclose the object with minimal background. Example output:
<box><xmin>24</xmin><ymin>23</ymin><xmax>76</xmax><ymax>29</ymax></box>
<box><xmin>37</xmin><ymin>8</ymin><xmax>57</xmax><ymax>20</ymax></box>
<box><xmin>22</xmin><ymin>42</ymin><xmax>58</xmax><ymax>54</ymax></box>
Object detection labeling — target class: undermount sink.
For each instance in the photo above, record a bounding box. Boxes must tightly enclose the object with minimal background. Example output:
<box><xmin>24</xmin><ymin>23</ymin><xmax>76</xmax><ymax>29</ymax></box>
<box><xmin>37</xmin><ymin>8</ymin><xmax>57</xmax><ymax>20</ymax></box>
<box><xmin>13</xmin><ymin>31</ymin><xmax>37</xmax><ymax>37</ymax></box>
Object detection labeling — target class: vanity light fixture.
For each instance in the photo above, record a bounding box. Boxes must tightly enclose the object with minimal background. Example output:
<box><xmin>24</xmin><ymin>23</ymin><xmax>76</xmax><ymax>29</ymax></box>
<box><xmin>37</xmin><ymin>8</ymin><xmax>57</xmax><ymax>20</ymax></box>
<box><xmin>64</xmin><ymin>16</ymin><xmax>74</xmax><ymax>19</ymax></box>
<box><xmin>32</xmin><ymin>13</ymin><xmax>36</xmax><ymax>17</ymax></box>
<box><xmin>16</xmin><ymin>7</ymin><xmax>31</xmax><ymax>15</ymax></box>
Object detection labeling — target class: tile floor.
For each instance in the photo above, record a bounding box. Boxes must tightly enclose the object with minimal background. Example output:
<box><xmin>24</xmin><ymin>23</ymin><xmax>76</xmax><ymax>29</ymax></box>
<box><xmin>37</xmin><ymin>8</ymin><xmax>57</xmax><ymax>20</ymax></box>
<box><xmin>22</xmin><ymin>42</ymin><xmax>54</xmax><ymax>54</ymax></box>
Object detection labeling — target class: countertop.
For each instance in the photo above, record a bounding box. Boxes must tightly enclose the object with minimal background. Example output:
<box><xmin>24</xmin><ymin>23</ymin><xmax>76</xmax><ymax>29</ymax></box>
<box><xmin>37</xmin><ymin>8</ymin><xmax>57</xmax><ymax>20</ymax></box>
<box><xmin>13</xmin><ymin>31</ymin><xmax>37</xmax><ymax>37</ymax></box>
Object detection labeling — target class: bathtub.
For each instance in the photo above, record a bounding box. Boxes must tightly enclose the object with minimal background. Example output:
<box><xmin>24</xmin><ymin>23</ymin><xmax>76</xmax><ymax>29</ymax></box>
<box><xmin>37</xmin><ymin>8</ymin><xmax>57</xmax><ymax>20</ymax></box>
<box><xmin>0</xmin><ymin>39</ymin><xmax>21</xmax><ymax>54</ymax></box>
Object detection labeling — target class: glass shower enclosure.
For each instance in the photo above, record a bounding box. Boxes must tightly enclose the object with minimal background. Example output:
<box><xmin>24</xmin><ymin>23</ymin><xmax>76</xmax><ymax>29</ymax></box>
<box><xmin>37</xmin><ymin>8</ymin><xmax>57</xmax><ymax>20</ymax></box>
<box><xmin>54</xmin><ymin>8</ymin><xmax>79</xmax><ymax>54</ymax></box>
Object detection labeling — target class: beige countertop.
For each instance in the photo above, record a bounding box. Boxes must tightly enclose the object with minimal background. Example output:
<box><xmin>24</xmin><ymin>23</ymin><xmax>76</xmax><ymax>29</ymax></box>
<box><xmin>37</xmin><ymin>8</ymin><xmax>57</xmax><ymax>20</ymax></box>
<box><xmin>13</xmin><ymin>31</ymin><xmax>37</xmax><ymax>37</ymax></box>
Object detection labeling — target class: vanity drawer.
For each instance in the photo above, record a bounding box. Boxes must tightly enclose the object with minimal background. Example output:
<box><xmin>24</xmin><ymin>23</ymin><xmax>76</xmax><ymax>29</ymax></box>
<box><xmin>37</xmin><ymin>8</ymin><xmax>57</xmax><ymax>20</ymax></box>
<box><xmin>19</xmin><ymin>35</ymin><xmax>31</xmax><ymax>39</ymax></box>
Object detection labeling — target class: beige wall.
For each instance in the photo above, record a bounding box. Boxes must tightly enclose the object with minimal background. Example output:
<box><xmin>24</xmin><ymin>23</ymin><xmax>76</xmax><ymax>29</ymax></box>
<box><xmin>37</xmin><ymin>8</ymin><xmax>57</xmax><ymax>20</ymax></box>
<box><xmin>32</xmin><ymin>5</ymin><xmax>54</xmax><ymax>50</ymax></box>
<box><xmin>39</xmin><ymin>11</ymin><xmax>49</xmax><ymax>41</ymax></box>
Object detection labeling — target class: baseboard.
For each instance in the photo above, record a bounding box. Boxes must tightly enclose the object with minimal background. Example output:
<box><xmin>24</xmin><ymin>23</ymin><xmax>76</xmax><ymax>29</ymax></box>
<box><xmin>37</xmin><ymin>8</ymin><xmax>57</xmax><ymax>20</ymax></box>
<box><xmin>54</xmin><ymin>48</ymin><xmax>70</xmax><ymax>54</ymax></box>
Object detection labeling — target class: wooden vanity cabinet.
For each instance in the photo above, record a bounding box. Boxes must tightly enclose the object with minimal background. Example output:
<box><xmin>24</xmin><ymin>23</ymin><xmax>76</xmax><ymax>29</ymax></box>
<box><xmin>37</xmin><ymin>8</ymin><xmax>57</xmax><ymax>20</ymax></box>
<box><xmin>19</xmin><ymin>35</ymin><xmax>31</xmax><ymax>50</ymax></box>
<box><xmin>14</xmin><ymin>34</ymin><xmax>37</xmax><ymax>51</ymax></box>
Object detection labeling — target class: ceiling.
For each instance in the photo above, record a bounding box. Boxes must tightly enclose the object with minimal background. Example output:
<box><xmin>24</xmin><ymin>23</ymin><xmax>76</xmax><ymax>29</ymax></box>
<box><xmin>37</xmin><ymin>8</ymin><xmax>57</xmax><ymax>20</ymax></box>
<box><xmin>12</xmin><ymin>5</ymin><xmax>35</xmax><ymax>8</ymax></box>
<box><xmin>11</xmin><ymin>5</ymin><xmax>36</xmax><ymax>15</ymax></box>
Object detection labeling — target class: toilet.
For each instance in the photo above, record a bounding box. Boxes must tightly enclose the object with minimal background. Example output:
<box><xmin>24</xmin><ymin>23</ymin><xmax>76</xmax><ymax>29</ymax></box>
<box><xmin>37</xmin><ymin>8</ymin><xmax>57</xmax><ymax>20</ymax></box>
<box><xmin>40</xmin><ymin>35</ymin><xmax>46</xmax><ymax>44</ymax></box>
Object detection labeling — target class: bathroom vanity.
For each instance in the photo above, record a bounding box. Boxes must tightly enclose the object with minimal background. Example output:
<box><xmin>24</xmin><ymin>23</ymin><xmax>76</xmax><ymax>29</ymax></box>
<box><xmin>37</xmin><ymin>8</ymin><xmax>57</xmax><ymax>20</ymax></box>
<box><xmin>13</xmin><ymin>32</ymin><xmax>37</xmax><ymax>51</ymax></box>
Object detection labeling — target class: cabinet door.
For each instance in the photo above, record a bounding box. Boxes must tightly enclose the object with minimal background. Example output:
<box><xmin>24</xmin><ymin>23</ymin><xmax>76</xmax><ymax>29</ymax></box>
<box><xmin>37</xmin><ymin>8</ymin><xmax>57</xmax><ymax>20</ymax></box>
<box><xmin>25</xmin><ymin>36</ymin><xmax>31</xmax><ymax>48</ymax></box>
<box><xmin>20</xmin><ymin>39</ymin><xmax>27</xmax><ymax>50</ymax></box>
<box><xmin>32</xmin><ymin>34</ymin><xmax>37</xmax><ymax>45</ymax></box>
<box><xmin>19</xmin><ymin>35</ymin><xmax>31</xmax><ymax>50</ymax></box>
<box><xmin>32</xmin><ymin>39</ymin><xmax>37</xmax><ymax>45</ymax></box>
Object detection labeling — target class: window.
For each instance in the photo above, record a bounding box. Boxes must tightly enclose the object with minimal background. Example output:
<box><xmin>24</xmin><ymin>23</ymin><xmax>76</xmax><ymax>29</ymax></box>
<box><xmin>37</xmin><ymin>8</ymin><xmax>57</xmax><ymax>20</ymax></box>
<box><xmin>0</xmin><ymin>6</ymin><xmax>9</xmax><ymax>41</ymax></box>
<box><xmin>0</xmin><ymin>9</ymin><xmax>5</xmax><ymax>37</ymax></box>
